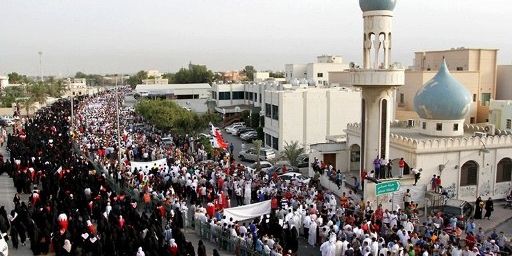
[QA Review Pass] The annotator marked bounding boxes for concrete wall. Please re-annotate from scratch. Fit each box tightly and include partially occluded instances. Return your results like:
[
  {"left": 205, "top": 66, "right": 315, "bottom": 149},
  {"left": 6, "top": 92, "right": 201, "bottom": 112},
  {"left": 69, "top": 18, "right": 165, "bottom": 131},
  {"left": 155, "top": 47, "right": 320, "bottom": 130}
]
[
  {"left": 264, "top": 88, "right": 360, "bottom": 151},
  {"left": 497, "top": 65, "right": 512, "bottom": 100},
  {"left": 490, "top": 100, "right": 512, "bottom": 131}
]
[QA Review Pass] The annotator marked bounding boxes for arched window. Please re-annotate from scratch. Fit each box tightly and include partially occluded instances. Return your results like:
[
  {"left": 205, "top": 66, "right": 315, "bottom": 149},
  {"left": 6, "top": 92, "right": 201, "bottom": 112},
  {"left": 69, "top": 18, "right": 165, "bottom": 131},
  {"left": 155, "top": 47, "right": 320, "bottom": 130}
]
[
  {"left": 496, "top": 158, "right": 512, "bottom": 182},
  {"left": 460, "top": 161, "right": 478, "bottom": 186},
  {"left": 350, "top": 144, "right": 361, "bottom": 163}
]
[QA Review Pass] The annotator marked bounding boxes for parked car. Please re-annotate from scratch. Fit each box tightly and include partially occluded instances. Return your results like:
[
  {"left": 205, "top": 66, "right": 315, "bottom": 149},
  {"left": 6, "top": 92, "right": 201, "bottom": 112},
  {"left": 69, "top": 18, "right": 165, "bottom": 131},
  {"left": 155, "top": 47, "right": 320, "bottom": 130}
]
[
  {"left": 431, "top": 199, "right": 473, "bottom": 228},
  {"left": 225, "top": 124, "right": 244, "bottom": 134},
  {"left": 229, "top": 125, "right": 248, "bottom": 135},
  {"left": 246, "top": 161, "right": 273, "bottom": 175},
  {"left": 296, "top": 154, "right": 309, "bottom": 168},
  {"left": 267, "top": 163, "right": 300, "bottom": 176},
  {"left": 1, "top": 117, "right": 14, "bottom": 126},
  {"left": 238, "top": 147, "right": 276, "bottom": 162},
  {"left": 279, "top": 173, "right": 310, "bottom": 184},
  {"left": 225, "top": 122, "right": 245, "bottom": 132},
  {"left": 235, "top": 127, "right": 255, "bottom": 136},
  {"left": 161, "top": 137, "right": 173, "bottom": 146},
  {"left": 240, "top": 131, "right": 258, "bottom": 141}
]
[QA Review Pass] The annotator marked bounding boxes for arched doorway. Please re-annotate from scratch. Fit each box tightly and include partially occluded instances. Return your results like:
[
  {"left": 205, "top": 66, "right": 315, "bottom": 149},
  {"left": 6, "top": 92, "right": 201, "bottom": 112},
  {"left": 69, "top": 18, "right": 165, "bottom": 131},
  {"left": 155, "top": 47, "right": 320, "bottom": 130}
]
[
  {"left": 349, "top": 144, "right": 361, "bottom": 171},
  {"left": 460, "top": 161, "right": 478, "bottom": 186},
  {"left": 496, "top": 158, "right": 512, "bottom": 183},
  {"left": 390, "top": 158, "right": 410, "bottom": 177}
]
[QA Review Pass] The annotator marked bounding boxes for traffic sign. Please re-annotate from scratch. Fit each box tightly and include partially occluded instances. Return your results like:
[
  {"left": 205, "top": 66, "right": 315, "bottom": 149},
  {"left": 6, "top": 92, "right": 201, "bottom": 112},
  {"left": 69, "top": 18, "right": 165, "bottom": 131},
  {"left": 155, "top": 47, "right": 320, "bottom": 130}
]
[{"left": 376, "top": 180, "right": 400, "bottom": 196}]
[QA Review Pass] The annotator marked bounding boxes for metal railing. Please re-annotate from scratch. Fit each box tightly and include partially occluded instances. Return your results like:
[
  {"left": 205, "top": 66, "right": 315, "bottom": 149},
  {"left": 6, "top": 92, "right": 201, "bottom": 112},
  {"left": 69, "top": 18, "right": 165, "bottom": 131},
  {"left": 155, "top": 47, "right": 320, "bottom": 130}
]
[{"left": 194, "top": 220, "right": 275, "bottom": 256}]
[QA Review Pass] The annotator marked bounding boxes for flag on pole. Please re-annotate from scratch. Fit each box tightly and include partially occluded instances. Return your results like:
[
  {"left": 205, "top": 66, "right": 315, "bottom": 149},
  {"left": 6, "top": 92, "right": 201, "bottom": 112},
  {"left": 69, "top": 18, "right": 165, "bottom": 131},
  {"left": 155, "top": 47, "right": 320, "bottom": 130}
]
[{"left": 210, "top": 123, "right": 228, "bottom": 150}]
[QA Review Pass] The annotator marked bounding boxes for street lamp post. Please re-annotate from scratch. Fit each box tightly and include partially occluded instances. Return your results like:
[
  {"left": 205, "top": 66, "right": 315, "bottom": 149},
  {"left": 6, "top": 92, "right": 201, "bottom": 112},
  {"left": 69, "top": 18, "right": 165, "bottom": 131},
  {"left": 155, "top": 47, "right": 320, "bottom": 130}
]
[
  {"left": 115, "top": 76, "right": 122, "bottom": 174},
  {"left": 38, "top": 51, "right": 43, "bottom": 82}
]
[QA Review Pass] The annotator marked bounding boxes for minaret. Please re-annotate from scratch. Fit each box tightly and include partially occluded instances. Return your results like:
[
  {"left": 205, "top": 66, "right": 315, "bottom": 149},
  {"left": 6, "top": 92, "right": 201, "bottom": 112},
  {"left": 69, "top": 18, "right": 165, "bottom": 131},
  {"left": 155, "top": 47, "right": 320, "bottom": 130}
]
[{"left": 351, "top": 0, "right": 404, "bottom": 200}]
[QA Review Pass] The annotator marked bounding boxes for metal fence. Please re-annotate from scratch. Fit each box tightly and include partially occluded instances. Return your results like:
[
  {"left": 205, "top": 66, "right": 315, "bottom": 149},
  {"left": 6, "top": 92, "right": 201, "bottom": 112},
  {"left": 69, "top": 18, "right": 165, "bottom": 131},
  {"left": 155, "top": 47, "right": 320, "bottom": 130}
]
[{"left": 195, "top": 220, "right": 275, "bottom": 256}]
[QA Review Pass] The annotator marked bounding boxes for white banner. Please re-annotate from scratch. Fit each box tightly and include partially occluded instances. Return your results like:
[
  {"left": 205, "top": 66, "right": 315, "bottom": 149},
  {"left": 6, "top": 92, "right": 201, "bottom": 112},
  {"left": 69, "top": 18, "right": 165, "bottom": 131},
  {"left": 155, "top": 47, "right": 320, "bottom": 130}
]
[
  {"left": 130, "top": 158, "right": 168, "bottom": 173},
  {"left": 223, "top": 200, "right": 271, "bottom": 221}
]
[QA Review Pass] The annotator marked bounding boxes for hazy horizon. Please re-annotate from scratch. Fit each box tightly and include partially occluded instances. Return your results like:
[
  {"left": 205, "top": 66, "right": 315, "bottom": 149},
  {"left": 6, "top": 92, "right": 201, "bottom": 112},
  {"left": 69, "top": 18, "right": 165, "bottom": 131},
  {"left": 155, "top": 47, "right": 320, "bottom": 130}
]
[{"left": 0, "top": 0, "right": 510, "bottom": 76}]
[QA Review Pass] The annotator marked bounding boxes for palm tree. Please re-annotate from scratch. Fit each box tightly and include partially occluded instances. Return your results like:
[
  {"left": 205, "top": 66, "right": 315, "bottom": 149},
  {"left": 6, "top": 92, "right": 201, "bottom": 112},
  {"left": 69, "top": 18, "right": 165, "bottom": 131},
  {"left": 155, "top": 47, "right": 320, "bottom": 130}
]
[{"left": 281, "top": 141, "right": 305, "bottom": 167}]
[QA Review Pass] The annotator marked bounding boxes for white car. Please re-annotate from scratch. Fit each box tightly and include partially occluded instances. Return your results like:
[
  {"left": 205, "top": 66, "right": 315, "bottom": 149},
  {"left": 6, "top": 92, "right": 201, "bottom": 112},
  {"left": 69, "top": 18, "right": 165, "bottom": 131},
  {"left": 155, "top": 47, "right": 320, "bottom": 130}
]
[
  {"left": 246, "top": 161, "right": 273, "bottom": 175},
  {"left": 239, "top": 148, "right": 276, "bottom": 162},
  {"left": 279, "top": 173, "right": 310, "bottom": 184},
  {"left": 225, "top": 123, "right": 245, "bottom": 134}
]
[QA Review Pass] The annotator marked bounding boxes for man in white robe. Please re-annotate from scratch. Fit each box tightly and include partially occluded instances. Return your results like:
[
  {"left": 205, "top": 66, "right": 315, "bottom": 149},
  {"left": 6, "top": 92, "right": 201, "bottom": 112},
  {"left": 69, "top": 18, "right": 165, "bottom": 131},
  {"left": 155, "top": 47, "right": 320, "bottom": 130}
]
[{"left": 308, "top": 221, "right": 317, "bottom": 246}]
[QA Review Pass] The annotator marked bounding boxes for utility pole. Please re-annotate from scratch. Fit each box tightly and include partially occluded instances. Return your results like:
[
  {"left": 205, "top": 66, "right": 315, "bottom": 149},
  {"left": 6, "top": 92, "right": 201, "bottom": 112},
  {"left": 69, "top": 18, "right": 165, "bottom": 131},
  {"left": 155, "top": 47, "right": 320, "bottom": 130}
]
[
  {"left": 38, "top": 51, "right": 43, "bottom": 82},
  {"left": 115, "top": 75, "right": 122, "bottom": 174}
]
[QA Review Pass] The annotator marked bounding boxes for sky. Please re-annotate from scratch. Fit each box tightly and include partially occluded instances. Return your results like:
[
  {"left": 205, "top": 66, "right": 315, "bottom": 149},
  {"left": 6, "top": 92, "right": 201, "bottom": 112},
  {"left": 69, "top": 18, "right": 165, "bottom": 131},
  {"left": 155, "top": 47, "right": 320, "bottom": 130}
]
[{"left": 0, "top": 0, "right": 510, "bottom": 76}]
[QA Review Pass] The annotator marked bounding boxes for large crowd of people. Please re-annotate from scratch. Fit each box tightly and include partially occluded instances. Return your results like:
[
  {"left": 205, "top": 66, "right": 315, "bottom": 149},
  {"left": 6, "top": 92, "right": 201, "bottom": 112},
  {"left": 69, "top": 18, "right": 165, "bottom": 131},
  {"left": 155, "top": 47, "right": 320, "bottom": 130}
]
[{"left": 0, "top": 90, "right": 510, "bottom": 256}]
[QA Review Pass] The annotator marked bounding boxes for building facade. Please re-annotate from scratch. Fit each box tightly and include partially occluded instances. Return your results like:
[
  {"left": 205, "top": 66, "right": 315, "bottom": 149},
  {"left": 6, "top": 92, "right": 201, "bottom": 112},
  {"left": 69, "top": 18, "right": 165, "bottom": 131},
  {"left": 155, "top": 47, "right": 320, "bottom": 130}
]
[
  {"left": 263, "top": 86, "right": 361, "bottom": 151},
  {"left": 497, "top": 65, "right": 512, "bottom": 100},
  {"left": 490, "top": 100, "right": 512, "bottom": 131},
  {"left": 285, "top": 55, "right": 349, "bottom": 86}
]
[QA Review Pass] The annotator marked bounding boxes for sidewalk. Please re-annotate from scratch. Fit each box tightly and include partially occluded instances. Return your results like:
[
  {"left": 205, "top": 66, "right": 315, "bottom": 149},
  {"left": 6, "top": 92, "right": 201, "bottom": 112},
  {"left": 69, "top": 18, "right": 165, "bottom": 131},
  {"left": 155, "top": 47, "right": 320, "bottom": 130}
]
[{"left": 473, "top": 200, "right": 512, "bottom": 232}]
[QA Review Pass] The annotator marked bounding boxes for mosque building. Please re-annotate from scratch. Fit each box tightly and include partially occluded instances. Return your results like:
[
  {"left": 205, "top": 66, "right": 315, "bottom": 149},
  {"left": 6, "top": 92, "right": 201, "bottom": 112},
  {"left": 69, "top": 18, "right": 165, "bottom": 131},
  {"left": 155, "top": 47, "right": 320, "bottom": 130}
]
[{"left": 313, "top": 0, "right": 512, "bottom": 206}]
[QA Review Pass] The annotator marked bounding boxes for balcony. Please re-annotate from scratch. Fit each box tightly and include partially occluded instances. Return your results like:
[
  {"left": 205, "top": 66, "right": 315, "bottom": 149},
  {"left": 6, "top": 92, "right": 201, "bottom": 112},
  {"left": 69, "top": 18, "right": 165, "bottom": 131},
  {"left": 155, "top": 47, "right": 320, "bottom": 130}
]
[{"left": 350, "top": 69, "right": 405, "bottom": 87}]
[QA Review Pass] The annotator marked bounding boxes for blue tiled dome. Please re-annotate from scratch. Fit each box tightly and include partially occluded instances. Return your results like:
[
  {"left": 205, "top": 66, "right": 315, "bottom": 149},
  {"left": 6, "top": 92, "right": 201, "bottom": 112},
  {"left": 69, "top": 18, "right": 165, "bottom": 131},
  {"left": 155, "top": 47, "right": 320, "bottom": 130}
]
[
  {"left": 414, "top": 60, "right": 472, "bottom": 120},
  {"left": 359, "top": 0, "right": 397, "bottom": 12}
]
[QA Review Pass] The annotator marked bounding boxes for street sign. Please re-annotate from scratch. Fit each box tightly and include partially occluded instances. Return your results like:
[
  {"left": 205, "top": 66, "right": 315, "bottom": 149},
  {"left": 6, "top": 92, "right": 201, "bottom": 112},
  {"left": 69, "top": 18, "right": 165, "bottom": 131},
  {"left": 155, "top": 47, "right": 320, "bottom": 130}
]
[{"left": 376, "top": 180, "right": 401, "bottom": 196}]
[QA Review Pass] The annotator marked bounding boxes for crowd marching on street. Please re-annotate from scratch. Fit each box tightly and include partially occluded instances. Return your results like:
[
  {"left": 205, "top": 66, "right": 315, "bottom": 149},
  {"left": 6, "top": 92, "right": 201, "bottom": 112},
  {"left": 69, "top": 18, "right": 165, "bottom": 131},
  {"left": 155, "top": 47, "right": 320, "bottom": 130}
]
[{"left": 0, "top": 90, "right": 510, "bottom": 256}]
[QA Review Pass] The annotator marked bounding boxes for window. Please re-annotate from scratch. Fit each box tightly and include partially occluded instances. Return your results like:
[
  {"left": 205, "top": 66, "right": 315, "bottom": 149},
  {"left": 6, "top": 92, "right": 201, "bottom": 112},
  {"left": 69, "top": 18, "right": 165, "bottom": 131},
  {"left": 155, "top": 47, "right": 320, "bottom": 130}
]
[
  {"left": 399, "top": 93, "right": 405, "bottom": 104},
  {"left": 211, "top": 91, "right": 217, "bottom": 99},
  {"left": 453, "top": 123, "right": 459, "bottom": 131},
  {"left": 473, "top": 94, "right": 477, "bottom": 102},
  {"left": 232, "top": 91, "right": 245, "bottom": 100},
  {"left": 244, "top": 92, "right": 248, "bottom": 100},
  {"left": 272, "top": 136, "right": 279, "bottom": 150},
  {"left": 470, "top": 117, "right": 475, "bottom": 124},
  {"left": 350, "top": 144, "right": 360, "bottom": 162},
  {"left": 436, "top": 123, "right": 442, "bottom": 131},
  {"left": 496, "top": 158, "right": 512, "bottom": 182},
  {"left": 218, "top": 92, "right": 230, "bottom": 100},
  {"left": 456, "top": 67, "right": 463, "bottom": 71},
  {"left": 481, "top": 93, "right": 491, "bottom": 106},
  {"left": 507, "top": 119, "right": 511, "bottom": 129},
  {"left": 460, "top": 161, "right": 478, "bottom": 186},
  {"left": 265, "top": 104, "right": 271, "bottom": 118},
  {"left": 259, "top": 94, "right": 262, "bottom": 103},
  {"left": 271, "top": 105, "right": 279, "bottom": 120},
  {"left": 422, "top": 122, "right": 426, "bottom": 130},
  {"left": 265, "top": 134, "right": 272, "bottom": 147},
  {"left": 317, "top": 73, "right": 323, "bottom": 78}
]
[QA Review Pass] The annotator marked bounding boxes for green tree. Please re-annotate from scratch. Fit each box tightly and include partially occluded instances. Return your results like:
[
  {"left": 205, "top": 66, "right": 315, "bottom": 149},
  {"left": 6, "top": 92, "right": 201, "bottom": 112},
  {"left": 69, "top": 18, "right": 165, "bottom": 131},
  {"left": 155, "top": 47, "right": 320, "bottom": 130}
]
[
  {"left": 127, "top": 71, "right": 148, "bottom": 88},
  {"left": 269, "top": 71, "right": 285, "bottom": 78},
  {"left": 174, "top": 65, "right": 214, "bottom": 84},
  {"left": 162, "top": 73, "right": 175, "bottom": 83},
  {"left": 281, "top": 141, "right": 305, "bottom": 167},
  {"left": 8, "top": 72, "right": 30, "bottom": 84},
  {"left": 242, "top": 65, "right": 256, "bottom": 81}
]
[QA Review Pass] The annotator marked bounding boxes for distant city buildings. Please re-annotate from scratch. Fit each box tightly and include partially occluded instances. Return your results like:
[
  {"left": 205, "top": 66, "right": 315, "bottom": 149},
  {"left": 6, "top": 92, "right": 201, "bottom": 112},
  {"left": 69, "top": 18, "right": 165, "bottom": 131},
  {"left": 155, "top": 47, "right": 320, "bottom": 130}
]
[{"left": 285, "top": 55, "right": 349, "bottom": 86}]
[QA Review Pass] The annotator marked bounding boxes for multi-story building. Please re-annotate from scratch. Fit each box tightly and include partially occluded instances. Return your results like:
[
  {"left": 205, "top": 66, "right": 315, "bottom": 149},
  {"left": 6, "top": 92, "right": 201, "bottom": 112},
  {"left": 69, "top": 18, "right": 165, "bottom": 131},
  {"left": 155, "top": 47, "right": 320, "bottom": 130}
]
[
  {"left": 396, "top": 48, "right": 498, "bottom": 124},
  {"left": 285, "top": 55, "right": 349, "bottom": 86},
  {"left": 210, "top": 82, "right": 273, "bottom": 114},
  {"left": 263, "top": 85, "right": 361, "bottom": 151},
  {"left": 497, "top": 65, "right": 512, "bottom": 100}
]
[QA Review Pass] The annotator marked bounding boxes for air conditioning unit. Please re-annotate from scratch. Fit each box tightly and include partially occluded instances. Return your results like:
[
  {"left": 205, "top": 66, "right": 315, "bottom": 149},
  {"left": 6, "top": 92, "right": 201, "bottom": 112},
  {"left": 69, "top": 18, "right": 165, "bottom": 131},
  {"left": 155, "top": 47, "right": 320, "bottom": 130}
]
[
  {"left": 407, "top": 119, "right": 415, "bottom": 127},
  {"left": 484, "top": 124, "right": 496, "bottom": 136},
  {"left": 474, "top": 132, "right": 487, "bottom": 138}
]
